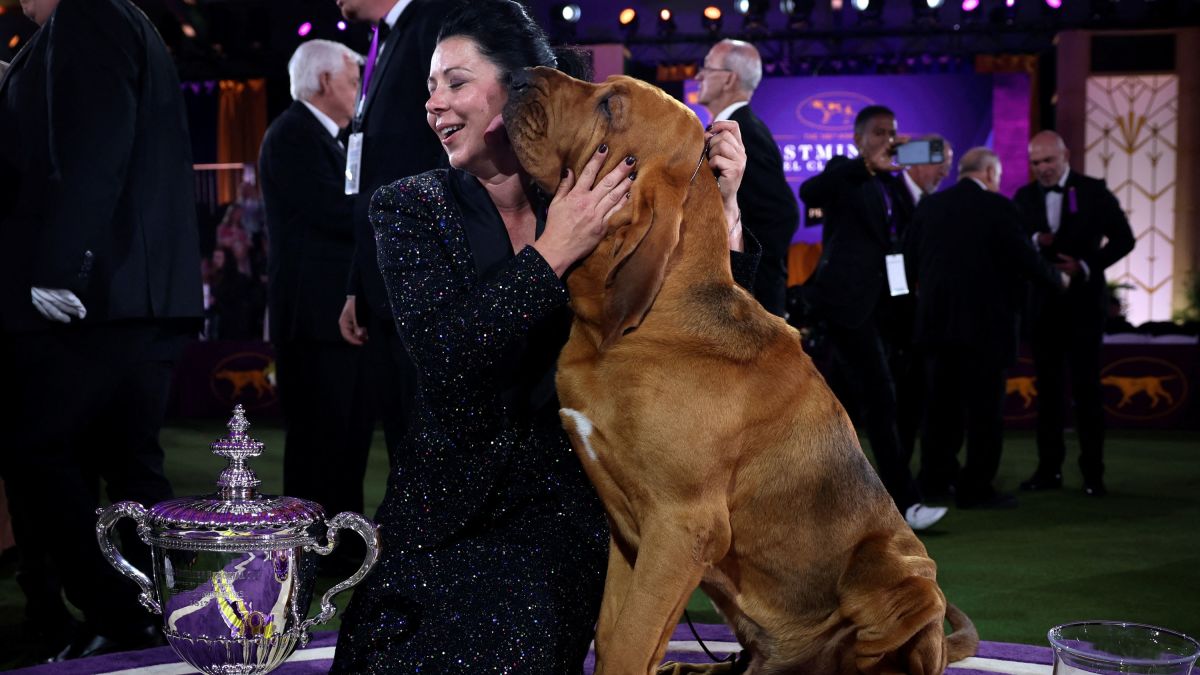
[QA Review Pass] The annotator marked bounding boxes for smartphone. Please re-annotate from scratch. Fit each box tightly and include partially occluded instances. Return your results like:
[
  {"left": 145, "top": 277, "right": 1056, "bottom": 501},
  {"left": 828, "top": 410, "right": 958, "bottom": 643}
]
[{"left": 895, "top": 139, "right": 946, "bottom": 165}]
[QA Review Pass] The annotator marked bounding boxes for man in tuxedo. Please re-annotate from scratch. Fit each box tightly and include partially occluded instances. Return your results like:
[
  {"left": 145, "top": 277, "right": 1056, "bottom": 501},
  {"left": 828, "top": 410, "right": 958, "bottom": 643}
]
[
  {"left": 904, "top": 148, "right": 1063, "bottom": 509},
  {"left": 799, "top": 106, "right": 947, "bottom": 531},
  {"left": 696, "top": 39, "right": 799, "bottom": 317},
  {"left": 1014, "top": 130, "right": 1134, "bottom": 497},
  {"left": 260, "top": 40, "right": 374, "bottom": 565},
  {"left": 0, "top": 0, "right": 201, "bottom": 658},
  {"left": 334, "top": 0, "right": 458, "bottom": 461},
  {"left": 887, "top": 135, "right": 953, "bottom": 479}
]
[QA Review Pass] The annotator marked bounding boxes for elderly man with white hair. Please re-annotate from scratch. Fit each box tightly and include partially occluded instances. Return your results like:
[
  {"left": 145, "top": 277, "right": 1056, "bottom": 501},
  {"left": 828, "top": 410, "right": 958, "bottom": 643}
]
[
  {"left": 696, "top": 39, "right": 800, "bottom": 318},
  {"left": 903, "top": 147, "right": 1064, "bottom": 511},
  {"left": 258, "top": 39, "right": 374, "bottom": 574}
]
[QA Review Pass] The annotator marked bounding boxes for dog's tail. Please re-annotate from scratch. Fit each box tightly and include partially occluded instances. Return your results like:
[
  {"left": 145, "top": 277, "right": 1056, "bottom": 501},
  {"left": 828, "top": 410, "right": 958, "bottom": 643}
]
[{"left": 944, "top": 603, "right": 980, "bottom": 664}]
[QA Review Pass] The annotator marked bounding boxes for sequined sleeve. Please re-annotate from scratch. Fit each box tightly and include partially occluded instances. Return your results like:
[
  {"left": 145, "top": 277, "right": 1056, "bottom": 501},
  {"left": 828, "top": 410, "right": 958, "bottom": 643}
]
[{"left": 370, "top": 172, "right": 569, "bottom": 430}]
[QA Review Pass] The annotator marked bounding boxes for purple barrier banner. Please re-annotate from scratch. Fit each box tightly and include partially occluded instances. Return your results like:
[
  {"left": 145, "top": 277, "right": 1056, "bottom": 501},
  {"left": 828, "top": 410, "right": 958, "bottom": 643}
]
[
  {"left": 684, "top": 73, "right": 999, "bottom": 244},
  {"left": 169, "top": 340, "right": 280, "bottom": 419},
  {"left": 1003, "top": 342, "right": 1199, "bottom": 430}
]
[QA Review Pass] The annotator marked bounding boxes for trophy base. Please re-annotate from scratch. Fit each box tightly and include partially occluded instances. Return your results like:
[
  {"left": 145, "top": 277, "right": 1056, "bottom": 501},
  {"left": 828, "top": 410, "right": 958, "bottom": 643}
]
[{"left": 164, "top": 628, "right": 302, "bottom": 675}]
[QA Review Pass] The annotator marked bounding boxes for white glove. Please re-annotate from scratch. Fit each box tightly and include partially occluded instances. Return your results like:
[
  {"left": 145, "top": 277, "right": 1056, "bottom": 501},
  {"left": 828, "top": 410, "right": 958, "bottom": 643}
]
[{"left": 31, "top": 287, "right": 87, "bottom": 323}]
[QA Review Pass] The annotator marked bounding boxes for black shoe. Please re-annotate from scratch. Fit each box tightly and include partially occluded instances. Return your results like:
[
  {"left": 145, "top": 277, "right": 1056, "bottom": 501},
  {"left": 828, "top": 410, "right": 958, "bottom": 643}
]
[
  {"left": 52, "top": 624, "right": 164, "bottom": 661},
  {"left": 1019, "top": 472, "right": 1063, "bottom": 491},
  {"left": 957, "top": 491, "right": 1019, "bottom": 509},
  {"left": 1083, "top": 479, "right": 1108, "bottom": 497}
]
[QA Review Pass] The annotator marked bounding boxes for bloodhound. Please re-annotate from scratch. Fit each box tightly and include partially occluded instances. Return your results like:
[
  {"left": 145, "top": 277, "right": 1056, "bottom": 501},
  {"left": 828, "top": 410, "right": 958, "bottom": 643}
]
[{"left": 503, "top": 67, "right": 978, "bottom": 675}]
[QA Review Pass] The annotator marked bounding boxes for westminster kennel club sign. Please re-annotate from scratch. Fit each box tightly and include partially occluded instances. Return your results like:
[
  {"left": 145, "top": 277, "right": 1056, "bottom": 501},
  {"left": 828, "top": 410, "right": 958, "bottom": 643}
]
[{"left": 685, "top": 73, "right": 998, "bottom": 244}]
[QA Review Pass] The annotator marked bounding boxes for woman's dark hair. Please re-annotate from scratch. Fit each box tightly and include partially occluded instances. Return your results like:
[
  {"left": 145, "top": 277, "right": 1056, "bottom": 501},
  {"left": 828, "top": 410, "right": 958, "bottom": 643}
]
[{"left": 438, "top": 0, "right": 592, "bottom": 82}]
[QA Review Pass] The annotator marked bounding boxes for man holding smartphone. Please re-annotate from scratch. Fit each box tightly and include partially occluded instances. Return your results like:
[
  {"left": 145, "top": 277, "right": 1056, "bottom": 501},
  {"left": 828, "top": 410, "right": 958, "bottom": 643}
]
[{"left": 799, "top": 106, "right": 947, "bottom": 531}]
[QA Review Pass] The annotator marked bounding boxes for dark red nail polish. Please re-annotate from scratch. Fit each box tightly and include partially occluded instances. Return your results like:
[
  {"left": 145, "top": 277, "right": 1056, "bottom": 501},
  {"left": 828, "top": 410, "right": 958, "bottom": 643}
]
[
  {"left": 598, "top": 144, "right": 608, "bottom": 154},
  {"left": 561, "top": 167, "right": 569, "bottom": 178},
  {"left": 629, "top": 170, "right": 637, "bottom": 181},
  {"left": 624, "top": 155, "right": 635, "bottom": 166}
]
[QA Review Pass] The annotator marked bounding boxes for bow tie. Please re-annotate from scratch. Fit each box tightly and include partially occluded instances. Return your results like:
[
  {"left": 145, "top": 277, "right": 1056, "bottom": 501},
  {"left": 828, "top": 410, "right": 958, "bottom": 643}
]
[{"left": 1043, "top": 184, "right": 1065, "bottom": 194}]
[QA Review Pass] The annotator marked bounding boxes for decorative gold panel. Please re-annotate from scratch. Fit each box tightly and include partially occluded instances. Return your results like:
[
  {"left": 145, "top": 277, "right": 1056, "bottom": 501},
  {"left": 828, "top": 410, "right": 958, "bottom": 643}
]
[{"left": 1084, "top": 75, "right": 1178, "bottom": 326}]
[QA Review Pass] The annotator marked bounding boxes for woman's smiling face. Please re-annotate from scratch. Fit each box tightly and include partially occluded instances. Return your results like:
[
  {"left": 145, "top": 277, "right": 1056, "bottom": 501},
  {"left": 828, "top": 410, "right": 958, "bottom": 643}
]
[{"left": 425, "top": 36, "right": 511, "bottom": 175}]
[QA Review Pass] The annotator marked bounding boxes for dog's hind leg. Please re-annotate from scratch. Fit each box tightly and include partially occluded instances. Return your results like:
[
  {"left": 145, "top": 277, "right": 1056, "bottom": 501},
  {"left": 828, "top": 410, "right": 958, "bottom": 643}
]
[{"left": 595, "top": 511, "right": 732, "bottom": 675}]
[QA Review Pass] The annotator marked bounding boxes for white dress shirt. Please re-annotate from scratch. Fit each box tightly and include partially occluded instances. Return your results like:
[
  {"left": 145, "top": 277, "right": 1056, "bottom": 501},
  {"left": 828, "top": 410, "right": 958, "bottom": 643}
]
[
  {"left": 713, "top": 100, "right": 749, "bottom": 122},
  {"left": 903, "top": 170, "right": 924, "bottom": 205},
  {"left": 1045, "top": 168, "right": 1070, "bottom": 234},
  {"left": 301, "top": 100, "right": 341, "bottom": 142}
]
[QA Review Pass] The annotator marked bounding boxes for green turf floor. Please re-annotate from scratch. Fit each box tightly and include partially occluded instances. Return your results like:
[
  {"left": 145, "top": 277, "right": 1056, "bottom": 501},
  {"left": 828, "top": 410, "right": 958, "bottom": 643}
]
[{"left": 1, "top": 422, "right": 1197, "bottom": 670}]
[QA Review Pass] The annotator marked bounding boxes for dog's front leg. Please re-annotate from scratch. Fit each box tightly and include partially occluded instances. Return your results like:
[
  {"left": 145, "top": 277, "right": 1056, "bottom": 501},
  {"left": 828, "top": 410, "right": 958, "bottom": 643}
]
[
  {"left": 594, "top": 534, "right": 636, "bottom": 671},
  {"left": 595, "top": 512, "right": 731, "bottom": 675}
]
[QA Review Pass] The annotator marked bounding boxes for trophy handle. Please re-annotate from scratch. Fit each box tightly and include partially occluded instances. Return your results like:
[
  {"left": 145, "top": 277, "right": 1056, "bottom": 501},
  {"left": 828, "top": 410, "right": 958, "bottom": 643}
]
[
  {"left": 301, "top": 511, "right": 381, "bottom": 634},
  {"left": 96, "top": 501, "right": 162, "bottom": 614}
]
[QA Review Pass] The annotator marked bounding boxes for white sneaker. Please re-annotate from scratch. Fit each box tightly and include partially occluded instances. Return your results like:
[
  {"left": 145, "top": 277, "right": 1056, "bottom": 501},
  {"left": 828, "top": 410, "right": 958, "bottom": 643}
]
[{"left": 905, "top": 503, "right": 948, "bottom": 531}]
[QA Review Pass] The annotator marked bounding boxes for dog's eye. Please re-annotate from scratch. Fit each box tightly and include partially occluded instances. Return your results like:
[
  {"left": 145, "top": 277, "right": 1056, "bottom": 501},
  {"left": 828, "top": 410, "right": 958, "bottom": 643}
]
[{"left": 599, "top": 97, "right": 613, "bottom": 117}]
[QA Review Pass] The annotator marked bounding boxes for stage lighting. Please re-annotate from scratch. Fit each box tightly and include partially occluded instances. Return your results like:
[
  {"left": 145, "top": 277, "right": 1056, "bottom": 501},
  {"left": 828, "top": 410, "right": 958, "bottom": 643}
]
[
  {"left": 618, "top": 7, "right": 639, "bottom": 35},
  {"left": 336, "top": 20, "right": 347, "bottom": 31},
  {"left": 554, "top": 4, "right": 583, "bottom": 23},
  {"left": 781, "top": 0, "right": 816, "bottom": 27},
  {"left": 961, "top": 0, "right": 981, "bottom": 13},
  {"left": 181, "top": 23, "right": 197, "bottom": 38},
  {"left": 657, "top": 7, "right": 677, "bottom": 36},
  {"left": 550, "top": 3, "right": 582, "bottom": 38},
  {"left": 702, "top": 5, "right": 724, "bottom": 33},
  {"left": 1043, "top": 0, "right": 1062, "bottom": 9},
  {"left": 8, "top": 34, "right": 20, "bottom": 49},
  {"left": 912, "top": 0, "right": 944, "bottom": 24},
  {"left": 853, "top": 0, "right": 885, "bottom": 22},
  {"left": 737, "top": 0, "right": 770, "bottom": 29},
  {"left": 297, "top": 21, "right": 313, "bottom": 37}
]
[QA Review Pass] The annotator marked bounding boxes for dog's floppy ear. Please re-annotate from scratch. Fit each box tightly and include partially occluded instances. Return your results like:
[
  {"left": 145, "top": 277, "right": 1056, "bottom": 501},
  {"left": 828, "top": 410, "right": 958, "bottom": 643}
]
[{"left": 599, "top": 174, "right": 686, "bottom": 350}]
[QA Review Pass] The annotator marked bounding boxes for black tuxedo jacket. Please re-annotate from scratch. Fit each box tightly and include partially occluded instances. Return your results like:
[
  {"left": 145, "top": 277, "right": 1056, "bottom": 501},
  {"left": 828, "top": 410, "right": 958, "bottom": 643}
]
[
  {"left": 260, "top": 101, "right": 356, "bottom": 344},
  {"left": 1012, "top": 171, "right": 1134, "bottom": 317},
  {"left": 799, "top": 155, "right": 898, "bottom": 328},
  {"left": 728, "top": 105, "right": 800, "bottom": 317},
  {"left": 347, "top": 0, "right": 456, "bottom": 318},
  {"left": 904, "top": 179, "right": 1061, "bottom": 366},
  {"left": 0, "top": 0, "right": 202, "bottom": 331}
]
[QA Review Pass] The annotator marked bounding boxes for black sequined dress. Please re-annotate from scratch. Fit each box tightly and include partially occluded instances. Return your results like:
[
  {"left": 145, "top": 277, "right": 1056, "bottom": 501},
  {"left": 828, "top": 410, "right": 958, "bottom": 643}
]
[{"left": 331, "top": 168, "right": 609, "bottom": 673}]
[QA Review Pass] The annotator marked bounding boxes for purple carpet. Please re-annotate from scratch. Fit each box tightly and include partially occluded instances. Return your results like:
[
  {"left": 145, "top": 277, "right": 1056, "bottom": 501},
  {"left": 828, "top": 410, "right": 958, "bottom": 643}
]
[{"left": 8, "top": 624, "right": 1055, "bottom": 674}]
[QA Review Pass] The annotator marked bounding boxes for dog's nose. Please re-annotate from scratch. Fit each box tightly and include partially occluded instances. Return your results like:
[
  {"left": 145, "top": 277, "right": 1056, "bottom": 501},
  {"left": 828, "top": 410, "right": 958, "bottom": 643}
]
[{"left": 510, "top": 68, "right": 535, "bottom": 93}]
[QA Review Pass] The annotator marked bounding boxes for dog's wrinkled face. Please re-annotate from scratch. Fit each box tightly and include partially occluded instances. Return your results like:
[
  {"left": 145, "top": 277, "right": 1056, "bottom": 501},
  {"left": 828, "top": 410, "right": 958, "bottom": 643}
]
[{"left": 503, "top": 68, "right": 711, "bottom": 348}]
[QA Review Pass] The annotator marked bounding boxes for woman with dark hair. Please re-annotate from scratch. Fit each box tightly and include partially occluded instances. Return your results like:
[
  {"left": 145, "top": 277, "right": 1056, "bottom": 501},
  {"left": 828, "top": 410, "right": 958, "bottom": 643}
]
[{"left": 331, "top": 1, "right": 752, "bottom": 671}]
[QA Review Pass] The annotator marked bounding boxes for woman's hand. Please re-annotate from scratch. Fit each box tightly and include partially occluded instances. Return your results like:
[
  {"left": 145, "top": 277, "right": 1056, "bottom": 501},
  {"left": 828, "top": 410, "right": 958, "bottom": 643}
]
[
  {"left": 534, "top": 144, "right": 636, "bottom": 277},
  {"left": 706, "top": 120, "right": 746, "bottom": 252}
]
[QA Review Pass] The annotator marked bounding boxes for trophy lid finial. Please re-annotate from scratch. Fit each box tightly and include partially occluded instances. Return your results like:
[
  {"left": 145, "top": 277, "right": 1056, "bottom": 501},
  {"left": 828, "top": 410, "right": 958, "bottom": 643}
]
[{"left": 212, "top": 404, "right": 265, "bottom": 499}]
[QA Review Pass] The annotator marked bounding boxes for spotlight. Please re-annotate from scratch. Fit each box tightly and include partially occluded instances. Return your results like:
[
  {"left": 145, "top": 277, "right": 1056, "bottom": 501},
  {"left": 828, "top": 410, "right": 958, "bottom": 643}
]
[
  {"left": 550, "top": 3, "right": 582, "bottom": 38},
  {"left": 853, "top": 0, "right": 885, "bottom": 22},
  {"left": 337, "top": 20, "right": 347, "bottom": 31},
  {"left": 702, "top": 5, "right": 724, "bottom": 33},
  {"left": 618, "top": 7, "right": 639, "bottom": 35},
  {"left": 1043, "top": 0, "right": 1062, "bottom": 9},
  {"left": 657, "top": 8, "right": 677, "bottom": 36},
  {"left": 912, "top": 0, "right": 943, "bottom": 24},
  {"left": 739, "top": 0, "right": 771, "bottom": 29},
  {"left": 554, "top": 3, "right": 582, "bottom": 23},
  {"left": 781, "top": 0, "right": 816, "bottom": 27},
  {"left": 8, "top": 34, "right": 20, "bottom": 49},
  {"left": 297, "top": 21, "right": 313, "bottom": 37},
  {"left": 181, "top": 23, "right": 197, "bottom": 38},
  {"left": 961, "top": 0, "right": 981, "bottom": 13}
]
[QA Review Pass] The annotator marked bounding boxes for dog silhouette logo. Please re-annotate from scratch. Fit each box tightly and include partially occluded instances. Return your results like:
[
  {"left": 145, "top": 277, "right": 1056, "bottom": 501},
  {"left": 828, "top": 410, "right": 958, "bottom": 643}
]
[
  {"left": 1002, "top": 358, "right": 1038, "bottom": 421},
  {"left": 211, "top": 352, "right": 277, "bottom": 410},
  {"left": 1100, "top": 357, "right": 1187, "bottom": 420},
  {"left": 794, "top": 91, "right": 875, "bottom": 131},
  {"left": 1006, "top": 376, "right": 1038, "bottom": 409}
]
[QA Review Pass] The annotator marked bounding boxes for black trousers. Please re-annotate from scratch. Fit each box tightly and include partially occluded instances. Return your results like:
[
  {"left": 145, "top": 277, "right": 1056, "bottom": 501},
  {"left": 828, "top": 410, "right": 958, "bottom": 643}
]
[
  {"left": 827, "top": 316, "right": 921, "bottom": 512},
  {"left": 276, "top": 339, "right": 375, "bottom": 518},
  {"left": 921, "top": 345, "right": 1007, "bottom": 500},
  {"left": 1031, "top": 301, "right": 1107, "bottom": 481},
  {"left": 0, "top": 321, "right": 186, "bottom": 638}
]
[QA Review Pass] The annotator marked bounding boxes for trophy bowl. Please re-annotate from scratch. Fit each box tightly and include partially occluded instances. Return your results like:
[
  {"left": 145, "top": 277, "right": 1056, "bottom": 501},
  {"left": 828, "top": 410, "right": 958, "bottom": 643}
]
[{"left": 96, "top": 405, "right": 380, "bottom": 675}]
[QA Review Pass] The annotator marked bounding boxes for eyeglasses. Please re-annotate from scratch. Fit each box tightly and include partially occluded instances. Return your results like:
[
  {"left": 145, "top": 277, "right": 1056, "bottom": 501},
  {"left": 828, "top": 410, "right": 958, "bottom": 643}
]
[{"left": 697, "top": 65, "right": 732, "bottom": 76}]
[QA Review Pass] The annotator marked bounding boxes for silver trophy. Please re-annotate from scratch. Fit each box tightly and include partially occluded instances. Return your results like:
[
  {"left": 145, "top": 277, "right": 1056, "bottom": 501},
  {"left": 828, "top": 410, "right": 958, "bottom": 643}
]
[{"left": 97, "top": 405, "right": 380, "bottom": 675}]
